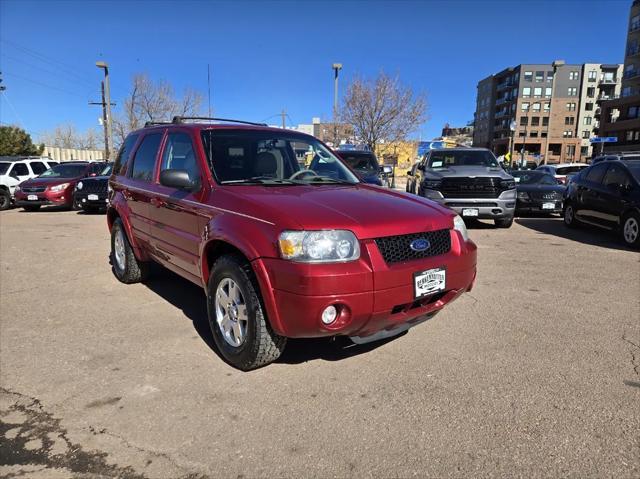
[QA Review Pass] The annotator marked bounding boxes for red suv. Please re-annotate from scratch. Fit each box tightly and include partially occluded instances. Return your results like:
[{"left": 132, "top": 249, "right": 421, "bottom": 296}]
[
  {"left": 15, "top": 161, "right": 107, "bottom": 211},
  {"left": 108, "top": 118, "right": 477, "bottom": 370}
]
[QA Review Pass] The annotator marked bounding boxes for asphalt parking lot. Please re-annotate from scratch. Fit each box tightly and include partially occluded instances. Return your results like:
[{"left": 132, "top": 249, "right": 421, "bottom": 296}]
[{"left": 1, "top": 207, "right": 639, "bottom": 478}]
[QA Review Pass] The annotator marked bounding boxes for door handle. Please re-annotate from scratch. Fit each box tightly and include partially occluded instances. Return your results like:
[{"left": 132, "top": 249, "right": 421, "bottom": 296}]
[{"left": 150, "top": 197, "right": 166, "bottom": 208}]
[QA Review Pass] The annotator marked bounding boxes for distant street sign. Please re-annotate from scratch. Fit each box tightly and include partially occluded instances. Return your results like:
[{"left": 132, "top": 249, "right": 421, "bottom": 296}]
[{"left": 590, "top": 136, "right": 618, "bottom": 143}]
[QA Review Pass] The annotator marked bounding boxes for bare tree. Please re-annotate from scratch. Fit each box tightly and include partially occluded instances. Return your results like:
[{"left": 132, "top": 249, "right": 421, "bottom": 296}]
[
  {"left": 340, "top": 72, "right": 427, "bottom": 151},
  {"left": 113, "top": 74, "right": 203, "bottom": 145},
  {"left": 39, "top": 124, "right": 102, "bottom": 149}
]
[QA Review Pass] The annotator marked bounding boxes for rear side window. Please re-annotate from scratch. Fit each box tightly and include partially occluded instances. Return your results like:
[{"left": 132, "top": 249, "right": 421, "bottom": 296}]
[
  {"left": 603, "top": 165, "right": 632, "bottom": 189},
  {"left": 585, "top": 163, "right": 608, "bottom": 183},
  {"left": 130, "top": 133, "right": 162, "bottom": 181},
  {"left": 115, "top": 134, "right": 140, "bottom": 176},
  {"left": 11, "top": 163, "right": 29, "bottom": 176},
  {"left": 556, "top": 166, "right": 586, "bottom": 175},
  {"left": 30, "top": 162, "right": 47, "bottom": 175}
]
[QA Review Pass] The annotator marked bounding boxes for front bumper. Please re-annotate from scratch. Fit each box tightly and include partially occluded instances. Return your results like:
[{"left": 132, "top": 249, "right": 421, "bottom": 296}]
[
  {"left": 516, "top": 199, "right": 563, "bottom": 214},
  {"left": 432, "top": 197, "right": 515, "bottom": 219},
  {"left": 74, "top": 191, "right": 109, "bottom": 208},
  {"left": 252, "top": 230, "right": 477, "bottom": 339},
  {"left": 15, "top": 189, "right": 72, "bottom": 207}
]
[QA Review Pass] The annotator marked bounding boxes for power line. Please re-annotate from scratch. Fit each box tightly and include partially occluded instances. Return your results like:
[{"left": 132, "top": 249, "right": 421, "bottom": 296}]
[
  {"left": 1, "top": 53, "right": 95, "bottom": 92},
  {"left": 3, "top": 72, "right": 89, "bottom": 100}
]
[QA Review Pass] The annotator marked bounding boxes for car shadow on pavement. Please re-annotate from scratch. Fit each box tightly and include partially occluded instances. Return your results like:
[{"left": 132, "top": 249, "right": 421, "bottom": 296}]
[
  {"left": 142, "top": 265, "right": 397, "bottom": 367},
  {"left": 516, "top": 217, "right": 633, "bottom": 251}
]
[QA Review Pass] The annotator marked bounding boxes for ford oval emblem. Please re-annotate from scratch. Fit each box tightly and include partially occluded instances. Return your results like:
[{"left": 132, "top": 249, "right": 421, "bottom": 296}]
[{"left": 410, "top": 238, "right": 430, "bottom": 252}]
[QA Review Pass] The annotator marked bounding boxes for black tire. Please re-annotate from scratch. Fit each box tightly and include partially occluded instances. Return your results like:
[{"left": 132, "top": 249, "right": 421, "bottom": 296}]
[
  {"left": 495, "top": 217, "right": 514, "bottom": 228},
  {"left": 110, "top": 218, "right": 149, "bottom": 284},
  {"left": 563, "top": 202, "right": 578, "bottom": 228},
  {"left": 621, "top": 211, "right": 640, "bottom": 249},
  {"left": 72, "top": 198, "right": 82, "bottom": 211},
  {"left": 0, "top": 189, "right": 11, "bottom": 211},
  {"left": 23, "top": 205, "right": 41, "bottom": 212},
  {"left": 207, "top": 254, "right": 286, "bottom": 371}
]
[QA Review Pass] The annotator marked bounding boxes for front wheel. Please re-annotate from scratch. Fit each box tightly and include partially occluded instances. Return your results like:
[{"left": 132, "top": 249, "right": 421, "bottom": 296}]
[
  {"left": 495, "top": 217, "right": 514, "bottom": 228},
  {"left": 621, "top": 211, "right": 640, "bottom": 248},
  {"left": 0, "top": 190, "right": 11, "bottom": 211},
  {"left": 563, "top": 203, "right": 578, "bottom": 228},
  {"left": 110, "top": 218, "right": 149, "bottom": 283},
  {"left": 207, "top": 254, "right": 286, "bottom": 371}
]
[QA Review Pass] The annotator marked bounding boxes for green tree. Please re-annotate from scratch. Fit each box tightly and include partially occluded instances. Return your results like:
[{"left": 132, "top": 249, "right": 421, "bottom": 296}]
[{"left": 0, "top": 126, "right": 44, "bottom": 156}]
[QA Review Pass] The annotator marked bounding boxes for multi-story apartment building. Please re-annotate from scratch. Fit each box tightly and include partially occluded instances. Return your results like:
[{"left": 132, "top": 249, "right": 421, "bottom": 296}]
[
  {"left": 474, "top": 62, "right": 584, "bottom": 164},
  {"left": 576, "top": 64, "right": 623, "bottom": 157},
  {"left": 599, "top": 0, "right": 640, "bottom": 153}
]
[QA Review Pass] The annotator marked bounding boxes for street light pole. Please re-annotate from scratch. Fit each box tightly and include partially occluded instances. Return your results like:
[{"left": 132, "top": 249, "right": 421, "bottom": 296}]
[
  {"left": 96, "top": 61, "right": 113, "bottom": 160},
  {"left": 332, "top": 63, "right": 342, "bottom": 146}
]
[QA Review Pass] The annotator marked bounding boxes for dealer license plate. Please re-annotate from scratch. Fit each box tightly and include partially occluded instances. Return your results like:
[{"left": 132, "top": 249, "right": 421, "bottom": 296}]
[
  {"left": 542, "top": 202, "right": 555, "bottom": 210},
  {"left": 88, "top": 194, "right": 99, "bottom": 201},
  {"left": 462, "top": 208, "right": 479, "bottom": 217},
  {"left": 27, "top": 195, "right": 38, "bottom": 201},
  {"left": 414, "top": 267, "right": 446, "bottom": 299}
]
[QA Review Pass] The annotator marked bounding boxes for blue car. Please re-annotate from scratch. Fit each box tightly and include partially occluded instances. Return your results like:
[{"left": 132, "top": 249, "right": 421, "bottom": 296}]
[{"left": 336, "top": 150, "right": 391, "bottom": 186}]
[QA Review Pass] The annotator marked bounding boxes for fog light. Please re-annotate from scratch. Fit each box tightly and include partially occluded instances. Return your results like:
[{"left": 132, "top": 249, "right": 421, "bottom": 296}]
[{"left": 321, "top": 305, "right": 338, "bottom": 325}]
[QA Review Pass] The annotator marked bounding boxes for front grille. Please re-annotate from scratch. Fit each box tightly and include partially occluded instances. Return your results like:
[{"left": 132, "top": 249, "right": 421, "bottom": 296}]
[
  {"left": 374, "top": 229, "right": 451, "bottom": 264},
  {"left": 445, "top": 201, "right": 498, "bottom": 207},
  {"left": 531, "top": 191, "right": 562, "bottom": 201},
  {"left": 440, "top": 177, "right": 502, "bottom": 198},
  {"left": 21, "top": 186, "right": 46, "bottom": 193},
  {"left": 81, "top": 180, "right": 107, "bottom": 194}
]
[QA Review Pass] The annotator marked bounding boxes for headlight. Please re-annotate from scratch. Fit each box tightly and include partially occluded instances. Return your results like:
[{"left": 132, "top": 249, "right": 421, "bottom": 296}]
[
  {"left": 501, "top": 179, "right": 516, "bottom": 190},
  {"left": 453, "top": 215, "right": 470, "bottom": 242},
  {"left": 278, "top": 230, "right": 360, "bottom": 263},
  {"left": 76, "top": 181, "right": 83, "bottom": 190},
  {"left": 14, "top": 185, "right": 21, "bottom": 192},
  {"left": 517, "top": 191, "right": 530, "bottom": 200},
  {"left": 423, "top": 179, "right": 442, "bottom": 189},
  {"left": 49, "top": 183, "right": 69, "bottom": 192},
  {"left": 422, "top": 189, "right": 444, "bottom": 200}
]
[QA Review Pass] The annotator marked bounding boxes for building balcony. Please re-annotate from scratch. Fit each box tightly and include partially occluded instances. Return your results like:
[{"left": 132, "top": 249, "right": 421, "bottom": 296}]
[
  {"left": 599, "top": 93, "right": 620, "bottom": 101},
  {"left": 496, "top": 80, "right": 515, "bottom": 91},
  {"left": 599, "top": 78, "right": 618, "bottom": 85}
]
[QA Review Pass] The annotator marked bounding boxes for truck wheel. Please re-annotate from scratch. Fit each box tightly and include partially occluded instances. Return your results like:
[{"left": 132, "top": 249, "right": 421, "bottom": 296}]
[
  {"left": 110, "top": 218, "right": 149, "bottom": 283},
  {"left": 495, "top": 217, "right": 513, "bottom": 228},
  {"left": 0, "top": 190, "right": 10, "bottom": 211},
  {"left": 207, "top": 254, "right": 286, "bottom": 371},
  {"left": 621, "top": 211, "right": 640, "bottom": 249},
  {"left": 23, "top": 205, "right": 41, "bottom": 212}
]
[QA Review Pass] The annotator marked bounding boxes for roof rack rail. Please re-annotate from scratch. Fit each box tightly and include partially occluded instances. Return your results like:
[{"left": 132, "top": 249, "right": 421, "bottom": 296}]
[
  {"left": 144, "top": 121, "right": 172, "bottom": 127},
  {"left": 172, "top": 116, "right": 268, "bottom": 126}
]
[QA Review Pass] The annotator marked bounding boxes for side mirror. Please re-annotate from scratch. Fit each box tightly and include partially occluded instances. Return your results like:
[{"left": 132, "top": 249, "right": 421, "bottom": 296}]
[{"left": 160, "top": 169, "right": 199, "bottom": 191}]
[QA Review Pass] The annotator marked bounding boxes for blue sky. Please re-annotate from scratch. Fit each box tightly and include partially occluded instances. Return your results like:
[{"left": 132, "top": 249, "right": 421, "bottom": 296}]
[{"left": 0, "top": 0, "right": 631, "bottom": 143}]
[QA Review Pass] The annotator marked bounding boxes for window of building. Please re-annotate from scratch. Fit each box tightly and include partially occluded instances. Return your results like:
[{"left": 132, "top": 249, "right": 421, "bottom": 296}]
[
  {"left": 130, "top": 133, "right": 163, "bottom": 182},
  {"left": 627, "top": 130, "right": 640, "bottom": 141},
  {"left": 569, "top": 71, "right": 579, "bottom": 80},
  {"left": 603, "top": 71, "right": 615, "bottom": 83},
  {"left": 521, "top": 102, "right": 530, "bottom": 111},
  {"left": 629, "top": 106, "right": 639, "bottom": 118},
  {"left": 535, "top": 71, "right": 544, "bottom": 82},
  {"left": 563, "top": 131, "right": 574, "bottom": 138},
  {"left": 586, "top": 87, "right": 595, "bottom": 98},
  {"left": 623, "top": 86, "right": 632, "bottom": 97},
  {"left": 531, "top": 117, "right": 540, "bottom": 126},
  {"left": 520, "top": 116, "right": 528, "bottom": 126},
  {"left": 544, "top": 103, "right": 550, "bottom": 112},
  {"left": 530, "top": 131, "right": 539, "bottom": 137},
  {"left": 534, "top": 87, "right": 542, "bottom": 98},
  {"left": 545, "top": 87, "right": 552, "bottom": 97},
  {"left": 524, "top": 71, "right": 533, "bottom": 81},
  {"left": 518, "top": 132, "right": 526, "bottom": 137},
  {"left": 546, "top": 71, "right": 553, "bottom": 82},
  {"left": 533, "top": 102, "right": 541, "bottom": 112},
  {"left": 581, "top": 146, "right": 589, "bottom": 156},
  {"left": 582, "top": 130, "right": 590, "bottom": 139},
  {"left": 566, "top": 145, "right": 576, "bottom": 157},
  {"left": 583, "top": 116, "right": 592, "bottom": 125},
  {"left": 523, "top": 87, "right": 531, "bottom": 98},
  {"left": 541, "top": 132, "right": 548, "bottom": 138},
  {"left": 542, "top": 117, "right": 549, "bottom": 126},
  {"left": 566, "top": 102, "right": 576, "bottom": 111},
  {"left": 631, "top": 14, "right": 640, "bottom": 31},
  {"left": 585, "top": 102, "right": 594, "bottom": 111},
  {"left": 588, "top": 70, "right": 597, "bottom": 82},
  {"left": 568, "top": 87, "right": 577, "bottom": 96},
  {"left": 565, "top": 117, "right": 575, "bottom": 125}
]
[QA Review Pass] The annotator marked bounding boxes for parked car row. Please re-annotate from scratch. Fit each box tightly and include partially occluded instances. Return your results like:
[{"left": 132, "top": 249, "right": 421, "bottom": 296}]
[{"left": 0, "top": 157, "right": 60, "bottom": 210}]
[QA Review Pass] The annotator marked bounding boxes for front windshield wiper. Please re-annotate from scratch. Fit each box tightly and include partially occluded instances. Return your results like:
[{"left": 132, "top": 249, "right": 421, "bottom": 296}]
[
  {"left": 300, "top": 176, "right": 358, "bottom": 185},
  {"left": 220, "top": 176, "right": 298, "bottom": 185}
]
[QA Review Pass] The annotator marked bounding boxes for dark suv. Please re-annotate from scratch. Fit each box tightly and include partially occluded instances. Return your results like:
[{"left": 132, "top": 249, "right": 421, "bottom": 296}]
[
  {"left": 108, "top": 117, "right": 477, "bottom": 370},
  {"left": 334, "top": 149, "right": 391, "bottom": 186},
  {"left": 563, "top": 160, "right": 640, "bottom": 248}
]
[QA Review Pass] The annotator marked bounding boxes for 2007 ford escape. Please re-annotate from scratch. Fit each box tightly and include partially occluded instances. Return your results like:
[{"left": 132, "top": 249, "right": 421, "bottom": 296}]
[{"left": 107, "top": 117, "right": 477, "bottom": 370}]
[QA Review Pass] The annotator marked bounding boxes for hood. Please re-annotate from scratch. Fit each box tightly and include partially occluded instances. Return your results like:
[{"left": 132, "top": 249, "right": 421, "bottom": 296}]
[
  {"left": 220, "top": 184, "right": 454, "bottom": 239},
  {"left": 516, "top": 184, "right": 565, "bottom": 194},
  {"left": 20, "top": 176, "right": 81, "bottom": 187},
  {"left": 425, "top": 165, "right": 512, "bottom": 180},
  {"left": 80, "top": 175, "right": 109, "bottom": 183}
]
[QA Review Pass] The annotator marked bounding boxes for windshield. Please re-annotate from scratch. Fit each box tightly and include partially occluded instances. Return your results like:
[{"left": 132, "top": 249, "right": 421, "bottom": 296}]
[
  {"left": 339, "top": 152, "right": 379, "bottom": 172},
  {"left": 512, "top": 171, "right": 556, "bottom": 185},
  {"left": 0, "top": 163, "right": 10, "bottom": 175},
  {"left": 626, "top": 163, "right": 640, "bottom": 182},
  {"left": 201, "top": 130, "right": 359, "bottom": 185},
  {"left": 100, "top": 164, "right": 113, "bottom": 176},
  {"left": 39, "top": 163, "right": 88, "bottom": 178},
  {"left": 556, "top": 165, "right": 587, "bottom": 175},
  {"left": 428, "top": 150, "right": 498, "bottom": 168}
]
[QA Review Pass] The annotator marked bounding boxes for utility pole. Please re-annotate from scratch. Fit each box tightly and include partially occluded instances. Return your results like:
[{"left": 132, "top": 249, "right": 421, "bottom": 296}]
[
  {"left": 89, "top": 81, "right": 111, "bottom": 159},
  {"left": 96, "top": 62, "right": 113, "bottom": 159},
  {"left": 332, "top": 63, "right": 342, "bottom": 146},
  {"left": 280, "top": 109, "right": 286, "bottom": 129}
]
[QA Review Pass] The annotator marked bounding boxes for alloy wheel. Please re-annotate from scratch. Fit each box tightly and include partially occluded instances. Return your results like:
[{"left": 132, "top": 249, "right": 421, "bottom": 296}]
[
  {"left": 113, "top": 228, "right": 126, "bottom": 271},
  {"left": 215, "top": 278, "right": 248, "bottom": 347},
  {"left": 564, "top": 205, "right": 574, "bottom": 225},
  {"left": 623, "top": 217, "right": 639, "bottom": 245}
]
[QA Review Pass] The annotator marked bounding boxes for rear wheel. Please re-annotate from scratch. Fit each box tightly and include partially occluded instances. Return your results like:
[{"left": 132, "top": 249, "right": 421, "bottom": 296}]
[
  {"left": 495, "top": 217, "right": 513, "bottom": 228},
  {"left": 563, "top": 202, "right": 578, "bottom": 228},
  {"left": 621, "top": 211, "right": 640, "bottom": 248},
  {"left": 23, "top": 205, "right": 40, "bottom": 212},
  {"left": 110, "top": 218, "right": 149, "bottom": 283},
  {"left": 0, "top": 190, "right": 11, "bottom": 211},
  {"left": 207, "top": 254, "right": 286, "bottom": 371}
]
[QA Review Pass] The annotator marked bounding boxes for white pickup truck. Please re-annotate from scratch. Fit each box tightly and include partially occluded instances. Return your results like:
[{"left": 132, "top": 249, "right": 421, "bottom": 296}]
[{"left": 0, "top": 158, "right": 59, "bottom": 210}]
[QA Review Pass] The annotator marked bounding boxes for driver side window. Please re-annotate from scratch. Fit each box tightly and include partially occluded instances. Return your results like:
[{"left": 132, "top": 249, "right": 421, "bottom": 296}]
[{"left": 160, "top": 132, "right": 201, "bottom": 183}]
